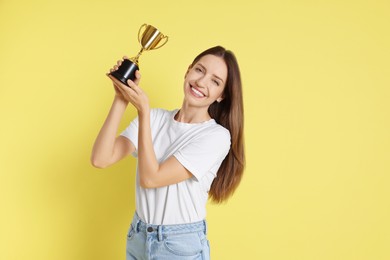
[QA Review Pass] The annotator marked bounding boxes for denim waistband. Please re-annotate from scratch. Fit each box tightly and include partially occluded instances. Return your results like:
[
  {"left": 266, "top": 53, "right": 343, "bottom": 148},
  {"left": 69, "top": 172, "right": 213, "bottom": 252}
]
[{"left": 131, "top": 212, "right": 207, "bottom": 237}]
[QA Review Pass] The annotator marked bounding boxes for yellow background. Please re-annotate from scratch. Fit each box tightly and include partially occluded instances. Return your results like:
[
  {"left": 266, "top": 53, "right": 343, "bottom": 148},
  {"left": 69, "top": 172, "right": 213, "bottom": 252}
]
[{"left": 1, "top": 0, "right": 389, "bottom": 259}]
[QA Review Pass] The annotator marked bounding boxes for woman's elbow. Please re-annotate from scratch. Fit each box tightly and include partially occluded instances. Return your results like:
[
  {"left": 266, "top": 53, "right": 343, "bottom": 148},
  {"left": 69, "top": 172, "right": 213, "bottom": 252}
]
[
  {"left": 90, "top": 156, "right": 109, "bottom": 169},
  {"left": 139, "top": 177, "right": 157, "bottom": 189}
]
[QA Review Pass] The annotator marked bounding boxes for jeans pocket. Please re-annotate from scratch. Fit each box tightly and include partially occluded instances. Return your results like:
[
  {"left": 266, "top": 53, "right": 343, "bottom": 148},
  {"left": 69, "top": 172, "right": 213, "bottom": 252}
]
[{"left": 163, "top": 232, "right": 203, "bottom": 256}]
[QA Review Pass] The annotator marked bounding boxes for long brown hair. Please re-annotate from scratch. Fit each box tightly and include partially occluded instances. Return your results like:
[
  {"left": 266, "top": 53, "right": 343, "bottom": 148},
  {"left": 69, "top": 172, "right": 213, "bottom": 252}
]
[{"left": 191, "top": 46, "right": 245, "bottom": 203}]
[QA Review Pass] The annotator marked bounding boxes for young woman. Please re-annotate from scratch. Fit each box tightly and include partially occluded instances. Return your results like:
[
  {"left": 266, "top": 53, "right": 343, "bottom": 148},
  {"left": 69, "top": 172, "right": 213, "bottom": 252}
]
[{"left": 91, "top": 46, "right": 245, "bottom": 260}]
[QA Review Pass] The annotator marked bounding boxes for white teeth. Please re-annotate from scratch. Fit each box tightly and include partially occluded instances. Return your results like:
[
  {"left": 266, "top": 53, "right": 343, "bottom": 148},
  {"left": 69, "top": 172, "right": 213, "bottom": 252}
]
[{"left": 191, "top": 87, "right": 205, "bottom": 97}]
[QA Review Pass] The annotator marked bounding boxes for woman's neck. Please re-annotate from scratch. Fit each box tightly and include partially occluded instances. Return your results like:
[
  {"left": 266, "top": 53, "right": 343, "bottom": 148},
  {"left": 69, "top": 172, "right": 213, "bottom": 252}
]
[{"left": 175, "top": 104, "right": 211, "bottom": 124}]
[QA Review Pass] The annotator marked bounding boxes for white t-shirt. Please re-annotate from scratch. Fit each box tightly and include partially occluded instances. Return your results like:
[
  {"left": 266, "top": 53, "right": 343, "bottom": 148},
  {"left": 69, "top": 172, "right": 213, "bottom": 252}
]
[{"left": 120, "top": 108, "right": 231, "bottom": 225}]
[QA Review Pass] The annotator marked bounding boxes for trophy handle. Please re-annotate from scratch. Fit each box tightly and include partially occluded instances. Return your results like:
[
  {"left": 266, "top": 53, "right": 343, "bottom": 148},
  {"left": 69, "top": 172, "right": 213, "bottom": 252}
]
[
  {"left": 152, "top": 35, "right": 168, "bottom": 50},
  {"left": 138, "top": 24, "right": 147, "bottom": 44}
]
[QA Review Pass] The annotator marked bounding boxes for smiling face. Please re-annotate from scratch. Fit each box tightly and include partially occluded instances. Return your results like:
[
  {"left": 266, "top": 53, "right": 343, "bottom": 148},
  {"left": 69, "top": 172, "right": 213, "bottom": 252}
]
[{"left": 183, "top": 54, "right": 228, "bottom": 110}]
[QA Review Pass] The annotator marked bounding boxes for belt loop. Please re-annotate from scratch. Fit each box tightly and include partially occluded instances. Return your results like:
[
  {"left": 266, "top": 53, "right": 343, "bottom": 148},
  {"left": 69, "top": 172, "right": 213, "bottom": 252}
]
[
  {"left": 203, "top": 220, "right": 208, "bottom": 235},
  {"left": 157, "top": 225, "right": 163, "bottom": 241}
]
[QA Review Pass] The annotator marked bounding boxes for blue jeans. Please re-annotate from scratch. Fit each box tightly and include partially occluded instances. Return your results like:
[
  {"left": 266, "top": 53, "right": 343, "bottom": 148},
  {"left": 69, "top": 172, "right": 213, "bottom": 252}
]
[{"left": 126, "top": 213, "right": 210, "bottom": 260}]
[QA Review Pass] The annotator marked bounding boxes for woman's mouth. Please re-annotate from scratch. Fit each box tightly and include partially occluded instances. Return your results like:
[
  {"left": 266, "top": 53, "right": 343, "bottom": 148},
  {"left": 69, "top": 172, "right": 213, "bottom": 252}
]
[{"left": 190, "top": 85, "right": 206, "bottom": 98}]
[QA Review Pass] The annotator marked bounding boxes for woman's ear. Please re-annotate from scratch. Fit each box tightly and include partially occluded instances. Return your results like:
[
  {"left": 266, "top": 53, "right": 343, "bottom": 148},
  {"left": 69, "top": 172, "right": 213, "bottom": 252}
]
[{"left": 217, "top": 97, "right": 224, "bottom": 103}]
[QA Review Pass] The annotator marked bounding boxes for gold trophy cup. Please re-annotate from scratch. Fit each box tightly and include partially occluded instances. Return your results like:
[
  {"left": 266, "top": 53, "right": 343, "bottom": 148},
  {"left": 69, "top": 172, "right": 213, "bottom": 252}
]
[{"left": 110, "top": 24, "right": 168, "bottom": 86}]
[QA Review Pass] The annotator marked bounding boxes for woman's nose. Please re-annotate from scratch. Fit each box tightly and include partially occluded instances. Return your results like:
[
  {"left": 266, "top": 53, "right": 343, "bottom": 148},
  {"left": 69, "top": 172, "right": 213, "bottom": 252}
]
[{"left": 196, "top": 76, "right": 207, "bottom": 88}]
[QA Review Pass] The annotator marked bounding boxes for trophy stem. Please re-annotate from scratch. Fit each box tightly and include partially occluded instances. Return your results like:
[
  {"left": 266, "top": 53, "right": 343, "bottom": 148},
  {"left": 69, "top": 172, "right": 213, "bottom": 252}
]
[{"left": 132, "top": 48, "right": 145, "bottom": 64}]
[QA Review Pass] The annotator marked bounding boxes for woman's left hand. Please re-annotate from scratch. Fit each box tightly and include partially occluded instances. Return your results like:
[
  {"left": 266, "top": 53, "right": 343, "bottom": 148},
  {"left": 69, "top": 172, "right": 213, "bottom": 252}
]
[{"left": 107, "top": 70, "right": 150, "bottom": 115}]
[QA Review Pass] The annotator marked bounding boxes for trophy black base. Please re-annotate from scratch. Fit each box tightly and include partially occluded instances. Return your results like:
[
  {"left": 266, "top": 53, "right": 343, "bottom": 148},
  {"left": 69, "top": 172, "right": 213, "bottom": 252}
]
[{"left": 110, "top": 59, "right": 139, "bottom": 87}]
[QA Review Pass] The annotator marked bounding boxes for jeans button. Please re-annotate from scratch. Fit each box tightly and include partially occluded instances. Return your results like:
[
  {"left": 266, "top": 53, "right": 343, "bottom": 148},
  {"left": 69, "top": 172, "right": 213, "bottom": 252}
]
[{"left": 147, "top": 227, "right": 153, "bottom": 232}]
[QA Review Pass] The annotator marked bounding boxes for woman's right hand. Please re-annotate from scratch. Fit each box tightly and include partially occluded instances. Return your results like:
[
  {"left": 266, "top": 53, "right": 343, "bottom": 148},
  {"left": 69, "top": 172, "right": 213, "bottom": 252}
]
[{"left": 106, "top": 57, "right": 146, "bottom": 114}]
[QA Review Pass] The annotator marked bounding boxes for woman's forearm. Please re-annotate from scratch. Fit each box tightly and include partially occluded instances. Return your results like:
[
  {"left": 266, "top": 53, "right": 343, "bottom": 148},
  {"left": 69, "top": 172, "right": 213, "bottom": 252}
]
[
  {"left": 137, "top": 109, "right": 160, "bottom": 187},
  {"left": 91, "top": 96, "right": 128, "bottom": 167}
]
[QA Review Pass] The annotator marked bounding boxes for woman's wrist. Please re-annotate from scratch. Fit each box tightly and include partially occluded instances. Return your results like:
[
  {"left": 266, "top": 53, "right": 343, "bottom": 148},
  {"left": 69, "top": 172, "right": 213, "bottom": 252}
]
[
  {"left": 138, "top": 104, "right": 150, "bottom": 118},
  {"left": 113, "top": 95, "right": 129, "bottom": 106}
]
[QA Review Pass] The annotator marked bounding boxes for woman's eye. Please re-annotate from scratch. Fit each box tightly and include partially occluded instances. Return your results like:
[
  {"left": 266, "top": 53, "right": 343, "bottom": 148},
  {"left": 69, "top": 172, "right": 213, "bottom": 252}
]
[
  {"left": 213, "top": 80, "right": 220, "bottom": 86},
  {"left": 195, "top": 67, "right": 202, "bottom": 72}
]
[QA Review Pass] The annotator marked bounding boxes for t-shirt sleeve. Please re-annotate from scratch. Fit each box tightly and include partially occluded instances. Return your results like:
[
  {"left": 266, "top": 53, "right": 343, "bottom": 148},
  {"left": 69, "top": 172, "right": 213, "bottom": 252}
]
[
  {"left": 173, "top": 128, "right": 231, "bottom": 181},
  {"left": 119, "top": 109, "right": 162, "bottom": 158}
]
